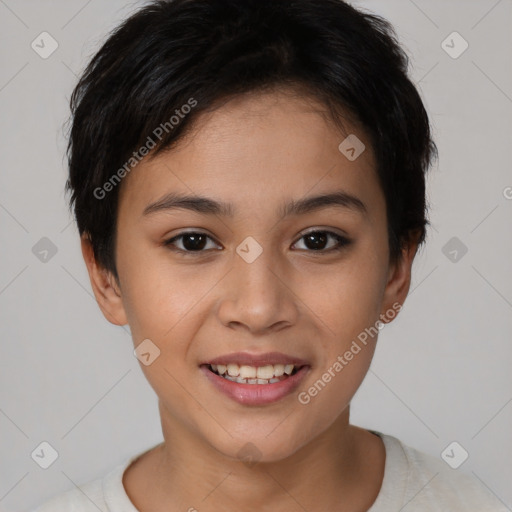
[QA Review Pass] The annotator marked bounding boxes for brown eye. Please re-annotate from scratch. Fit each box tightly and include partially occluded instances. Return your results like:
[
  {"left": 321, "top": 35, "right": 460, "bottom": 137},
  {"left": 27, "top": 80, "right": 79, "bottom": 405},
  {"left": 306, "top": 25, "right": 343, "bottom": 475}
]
[
  {"left": 292, "top": 230, "right": 351, "bottom": 252},
  {"left": 164, "top": 232, "right": 221, "bottom": 253}
]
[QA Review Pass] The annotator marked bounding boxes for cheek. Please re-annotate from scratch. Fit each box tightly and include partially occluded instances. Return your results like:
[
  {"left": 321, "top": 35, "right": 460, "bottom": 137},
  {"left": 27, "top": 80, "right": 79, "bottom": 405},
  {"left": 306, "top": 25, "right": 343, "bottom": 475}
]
[
  {"left": 297, "top": 345, "right": 375, "bottom": 432},
  {"left": 116, "top": 237, "right": 213, "bottom": 334},
  {"left": 300, "top": 249, "right": 388, "bottom": 340},
  {"left": 296, "top": 260, "right": 384, "bottom": 418},
  {"left": 118, "top": 257, "right": 208, "bottom": 401}
]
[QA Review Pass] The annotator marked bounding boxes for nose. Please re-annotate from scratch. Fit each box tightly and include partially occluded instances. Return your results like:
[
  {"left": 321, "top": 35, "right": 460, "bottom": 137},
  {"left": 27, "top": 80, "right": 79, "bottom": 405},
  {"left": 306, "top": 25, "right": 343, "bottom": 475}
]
[{"left": 216, "top": 246, "right": 299, "bottom": 335}]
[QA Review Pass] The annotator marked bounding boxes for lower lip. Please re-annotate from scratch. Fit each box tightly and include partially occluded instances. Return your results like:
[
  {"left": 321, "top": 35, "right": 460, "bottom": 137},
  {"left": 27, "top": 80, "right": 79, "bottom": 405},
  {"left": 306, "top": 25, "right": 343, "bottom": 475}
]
[{"left": 200, "top": 365, "right": 310, "bottom": 406}]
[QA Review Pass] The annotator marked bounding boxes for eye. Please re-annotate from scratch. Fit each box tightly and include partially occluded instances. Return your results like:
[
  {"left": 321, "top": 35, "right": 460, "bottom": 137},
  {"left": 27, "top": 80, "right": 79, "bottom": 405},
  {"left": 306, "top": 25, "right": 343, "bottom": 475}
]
[
  {"left": 292, "top": 230, "right": 352, "bottom": 252},
  {"left": 163, "top": 229, "right": 351, "bottom": 255},
  {"left": 163, "top": 231, "right": 222, "bottom": 253}
]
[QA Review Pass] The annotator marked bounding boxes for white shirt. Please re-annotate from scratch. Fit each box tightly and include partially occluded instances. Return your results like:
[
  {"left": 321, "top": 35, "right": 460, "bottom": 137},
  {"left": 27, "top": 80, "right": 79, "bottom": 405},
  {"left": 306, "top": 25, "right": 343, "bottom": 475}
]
[{"left": 31, "top": 431, "right": 508, "bottom": 511}]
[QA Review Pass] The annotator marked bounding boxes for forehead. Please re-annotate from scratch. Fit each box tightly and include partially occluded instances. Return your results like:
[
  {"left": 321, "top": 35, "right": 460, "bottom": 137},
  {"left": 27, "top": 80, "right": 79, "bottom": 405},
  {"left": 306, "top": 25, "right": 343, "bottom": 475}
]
[{"left": 118, "top": 89, "right": 385, "bottom": 222}]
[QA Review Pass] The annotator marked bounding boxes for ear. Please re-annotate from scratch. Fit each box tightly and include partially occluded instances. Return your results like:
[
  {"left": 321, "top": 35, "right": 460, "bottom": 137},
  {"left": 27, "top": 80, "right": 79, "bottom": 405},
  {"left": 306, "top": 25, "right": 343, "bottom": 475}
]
[
  {"left": 379, "top": 233, "right": 420, "bottom": 323},
  {"left": 80, "top": 234, "right": 128, "bottom": 326}
]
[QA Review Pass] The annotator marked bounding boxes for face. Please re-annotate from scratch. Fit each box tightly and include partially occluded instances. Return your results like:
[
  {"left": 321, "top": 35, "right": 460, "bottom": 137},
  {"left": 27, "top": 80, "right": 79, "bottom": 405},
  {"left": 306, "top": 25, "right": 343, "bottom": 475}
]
[{"left": 83, "top": 88, "right": 416, "bottom": 463}]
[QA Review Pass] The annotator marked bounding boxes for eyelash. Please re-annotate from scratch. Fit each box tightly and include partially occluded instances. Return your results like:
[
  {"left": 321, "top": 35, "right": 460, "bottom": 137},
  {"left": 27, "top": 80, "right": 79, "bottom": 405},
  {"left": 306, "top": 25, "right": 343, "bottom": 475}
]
[{"left": 163, "top": 230, "right": 352, "bottom": 255}]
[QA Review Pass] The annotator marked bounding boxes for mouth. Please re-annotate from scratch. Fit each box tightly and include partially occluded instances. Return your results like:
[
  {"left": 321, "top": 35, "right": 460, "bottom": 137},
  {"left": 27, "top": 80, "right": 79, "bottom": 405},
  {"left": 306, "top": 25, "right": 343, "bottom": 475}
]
[
  {"left": 205, "top": 362, "right": 301, "bottom": 385},
  {"left": 199, "top": 353, "right": 310, "bottom": 405}
]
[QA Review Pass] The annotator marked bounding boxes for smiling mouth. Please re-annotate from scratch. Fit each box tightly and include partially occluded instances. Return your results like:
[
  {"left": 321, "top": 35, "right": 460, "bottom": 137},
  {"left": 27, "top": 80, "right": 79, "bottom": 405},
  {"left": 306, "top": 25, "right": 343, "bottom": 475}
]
[{"left": 206, "top": 363, "right": 301, "bottom": 385}]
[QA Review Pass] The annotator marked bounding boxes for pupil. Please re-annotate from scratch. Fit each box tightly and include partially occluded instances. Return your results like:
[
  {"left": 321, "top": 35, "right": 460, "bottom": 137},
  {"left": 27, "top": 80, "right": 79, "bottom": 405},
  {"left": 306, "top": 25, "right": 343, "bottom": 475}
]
[
  {"left": 305, "top": 232, "right": 327, "bottom": 250},
  {"left": 183, "top": 234, "right": 207, "bottom": 251}
]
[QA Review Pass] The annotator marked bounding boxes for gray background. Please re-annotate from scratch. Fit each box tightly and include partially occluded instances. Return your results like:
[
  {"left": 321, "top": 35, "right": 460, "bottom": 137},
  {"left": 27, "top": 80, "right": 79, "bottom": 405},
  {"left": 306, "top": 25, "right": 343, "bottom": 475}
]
[{"left": 0, "top": 0, "right": 511, "bottom": 510}]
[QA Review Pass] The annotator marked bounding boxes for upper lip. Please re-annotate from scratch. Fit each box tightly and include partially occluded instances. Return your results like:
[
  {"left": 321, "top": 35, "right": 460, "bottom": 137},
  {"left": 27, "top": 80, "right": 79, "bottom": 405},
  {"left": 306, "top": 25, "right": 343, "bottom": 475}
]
[{"left": 203, "top": 351, "right": 309, "bottom": 367}]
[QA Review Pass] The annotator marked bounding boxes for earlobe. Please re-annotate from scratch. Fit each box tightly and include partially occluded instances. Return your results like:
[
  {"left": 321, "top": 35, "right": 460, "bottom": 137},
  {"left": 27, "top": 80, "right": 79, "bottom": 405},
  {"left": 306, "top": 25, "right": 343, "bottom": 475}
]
[{"left": 80, "top": 234, "right": 128, "bottom": 326}]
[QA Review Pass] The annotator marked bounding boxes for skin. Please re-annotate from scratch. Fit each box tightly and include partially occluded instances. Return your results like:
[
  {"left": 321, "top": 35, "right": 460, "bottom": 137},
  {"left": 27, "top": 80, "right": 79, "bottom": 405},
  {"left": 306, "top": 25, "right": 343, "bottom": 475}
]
[{"left": 81, "top": 87, "right": 418, "bottom": 512}]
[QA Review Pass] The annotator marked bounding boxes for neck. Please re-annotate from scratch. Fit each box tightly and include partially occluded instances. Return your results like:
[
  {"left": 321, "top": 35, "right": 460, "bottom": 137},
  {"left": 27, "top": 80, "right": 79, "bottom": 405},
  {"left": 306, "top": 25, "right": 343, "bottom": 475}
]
[{"left": 124, "top": 404, "right": 385, "bottom": 512}]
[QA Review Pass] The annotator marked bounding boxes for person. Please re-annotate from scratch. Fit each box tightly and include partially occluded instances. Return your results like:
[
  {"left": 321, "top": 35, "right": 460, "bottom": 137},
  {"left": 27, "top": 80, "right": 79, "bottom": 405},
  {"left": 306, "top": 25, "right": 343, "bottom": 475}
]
[{"left": 32, "top": 0, "right": 507, "bottom": 510}]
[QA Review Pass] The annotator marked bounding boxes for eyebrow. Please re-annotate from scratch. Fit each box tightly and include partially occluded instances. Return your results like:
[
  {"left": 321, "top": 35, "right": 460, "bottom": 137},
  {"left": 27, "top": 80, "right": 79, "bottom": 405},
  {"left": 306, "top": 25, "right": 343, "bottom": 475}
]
[{"left": 142, "top": 190, "right": 368, "bottom": 218}]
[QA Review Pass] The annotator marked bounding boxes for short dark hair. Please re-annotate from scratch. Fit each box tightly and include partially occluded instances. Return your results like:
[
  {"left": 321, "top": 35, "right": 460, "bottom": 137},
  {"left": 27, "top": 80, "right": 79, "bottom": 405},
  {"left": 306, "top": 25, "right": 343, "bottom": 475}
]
[{"left": 66, "top": 0, "right": 437, "bottom": 279}]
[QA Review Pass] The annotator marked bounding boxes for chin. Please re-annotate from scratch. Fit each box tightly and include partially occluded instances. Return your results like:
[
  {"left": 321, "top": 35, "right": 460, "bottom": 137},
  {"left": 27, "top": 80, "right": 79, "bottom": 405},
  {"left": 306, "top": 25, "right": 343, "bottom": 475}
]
[{"left": 208, "top": 427, "right": 309, "bottom": 466}]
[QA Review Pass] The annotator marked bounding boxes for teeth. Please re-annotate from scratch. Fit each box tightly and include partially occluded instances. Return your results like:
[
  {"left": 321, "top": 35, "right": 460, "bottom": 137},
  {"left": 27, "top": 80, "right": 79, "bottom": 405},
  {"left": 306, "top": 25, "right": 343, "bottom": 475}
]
[
  {"left": 239, "top": 365, "right": 257, "bottom": 379},
  {"left": 256, "top": 365, "right": 274, "bottom": 379},
  {"left": 209, "top": 362, "right": 299, "bottom": 383},
  {"left": 273, "top": 364, "right": 285, "bottom": 377},
  {"left": 227, "top": 364, "right": 240, "bottom": 377}
]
